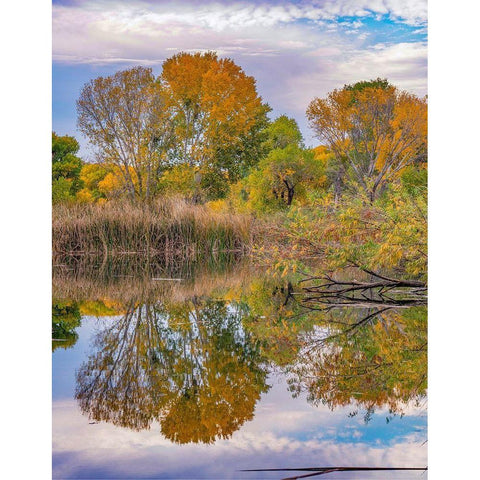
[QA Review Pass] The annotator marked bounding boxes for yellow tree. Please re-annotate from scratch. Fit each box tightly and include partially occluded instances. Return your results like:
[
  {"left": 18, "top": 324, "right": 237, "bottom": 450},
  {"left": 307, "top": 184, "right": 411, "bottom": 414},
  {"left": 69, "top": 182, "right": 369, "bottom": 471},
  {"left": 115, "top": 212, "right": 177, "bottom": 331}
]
[
  {"left": 161, "top": 52, "right": 269, "bottom": 174},
  {"left": 306, "top": 79, "right": 427, "bottom": 202},
  {"left": 77, "top": 66, "right": 174, "bottom": 201}
]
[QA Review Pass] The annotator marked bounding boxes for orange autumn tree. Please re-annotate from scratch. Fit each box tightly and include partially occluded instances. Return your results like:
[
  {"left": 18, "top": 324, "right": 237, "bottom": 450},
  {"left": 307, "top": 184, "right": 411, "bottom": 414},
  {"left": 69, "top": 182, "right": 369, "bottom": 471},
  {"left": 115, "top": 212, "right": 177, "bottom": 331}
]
[
  {"left": 161, "top": 52, "right": 270, "bottom": 177},
  {"left": 306, "top": 79, "right": 427, "bottom": 202}
]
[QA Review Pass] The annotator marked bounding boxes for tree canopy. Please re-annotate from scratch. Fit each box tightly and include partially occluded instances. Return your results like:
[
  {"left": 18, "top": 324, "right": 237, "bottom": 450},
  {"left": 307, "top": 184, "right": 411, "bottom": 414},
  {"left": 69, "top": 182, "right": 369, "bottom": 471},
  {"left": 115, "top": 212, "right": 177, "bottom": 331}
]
[
  {"left": 52, "top": 132, "right": 84, "bottom": 203},
  {"left": 306, "top": 79, "right": 427, "bottom": 201},
  {"left": 77, "top": 67, "right": 174, "bottom": 201},
  {"left": 76, "top": 53, "right": 270, "bottom": 202},
  {"left": 230, "top": 116, "right": 325, "bottom": 211}
]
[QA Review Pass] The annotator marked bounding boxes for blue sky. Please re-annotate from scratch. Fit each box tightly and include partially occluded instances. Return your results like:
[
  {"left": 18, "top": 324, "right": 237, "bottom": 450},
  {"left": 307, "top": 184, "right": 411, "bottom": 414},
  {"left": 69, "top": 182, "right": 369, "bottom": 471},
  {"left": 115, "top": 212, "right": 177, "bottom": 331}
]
[{"left": 52, "top": 0, "right": 427, "bottom": 158}]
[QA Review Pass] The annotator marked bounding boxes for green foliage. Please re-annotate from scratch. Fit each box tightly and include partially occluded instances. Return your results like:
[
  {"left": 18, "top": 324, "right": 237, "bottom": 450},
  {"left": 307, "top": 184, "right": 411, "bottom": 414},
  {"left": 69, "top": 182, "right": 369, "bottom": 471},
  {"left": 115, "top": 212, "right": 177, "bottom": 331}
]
[
  {"left": 263, "top": 115, "right": 303, "bottom": 150},
  {"left": 401, "top": 165, "right": 427, "bottom": 196},
  {"left": 52, "top": 177, "right": 75, "bottom": 204},
  {"left": 344, "top": 77, "right": 392, "bottom": 93},
  {"left": 234, "top": 144, "right": 325, "bottom": 213},
  {"left": 52, "top": 132, "right": 84, "bottom": 202},
  {"left": 208, "top": 103, "right": 272, "bottom": 191},
  {"left": 52, "top": 132, "right": 79, "bottom": 163},
  {"left": 52, "top": 301, "right": 82, "bottom": 351}
]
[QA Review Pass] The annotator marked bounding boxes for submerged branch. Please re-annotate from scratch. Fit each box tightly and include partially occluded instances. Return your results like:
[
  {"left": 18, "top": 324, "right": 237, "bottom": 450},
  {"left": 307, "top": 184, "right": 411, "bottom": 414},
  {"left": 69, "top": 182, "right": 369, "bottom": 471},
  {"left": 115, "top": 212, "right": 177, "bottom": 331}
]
[{"left": 241, "top": 466, "right": 428, "bottom": 480}]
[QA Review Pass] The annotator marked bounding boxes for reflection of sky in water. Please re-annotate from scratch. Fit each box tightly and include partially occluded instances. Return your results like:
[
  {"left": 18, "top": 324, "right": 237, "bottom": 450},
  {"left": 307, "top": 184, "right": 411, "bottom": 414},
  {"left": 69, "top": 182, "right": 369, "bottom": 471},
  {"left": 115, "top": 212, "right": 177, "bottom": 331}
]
[{"left": 53, "top": 317, "right": 427, "bottom": 479}]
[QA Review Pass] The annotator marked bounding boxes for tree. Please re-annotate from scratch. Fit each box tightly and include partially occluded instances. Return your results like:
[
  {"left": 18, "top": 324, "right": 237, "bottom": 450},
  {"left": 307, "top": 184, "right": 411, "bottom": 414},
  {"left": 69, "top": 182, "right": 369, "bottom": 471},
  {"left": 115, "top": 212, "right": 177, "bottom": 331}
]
[
  {"left": 52, "top": 301, "right": 81, "bottom": 351},
  {"left": 306, "top": 79, "right": 427, "bottom": 202},
  {"left": 287, "top": 306, "right": 427, "bottom": 421},
  {"left": 237, "top": 117, "right": 325, "bottom": 211},
  {"left": 77, "top": 66, "right": 175, "bottom": 201},
  {"left": 77, "top": 56, "right": 270, "bottom": 202},
  {"left": 161, "top": 52, "right": 270, "bottom": 192},
  {"left": 52, "top": 132, "right": 80, "bottom": 163},
  {"left": 52, "top": 132, "right": 84, "bottom": 203},
  {"left": 263, "top": 114, "right": 303, "bottom": 150},
  {"left": 261, "top": 145, "right": 321, "bottom": 206}
]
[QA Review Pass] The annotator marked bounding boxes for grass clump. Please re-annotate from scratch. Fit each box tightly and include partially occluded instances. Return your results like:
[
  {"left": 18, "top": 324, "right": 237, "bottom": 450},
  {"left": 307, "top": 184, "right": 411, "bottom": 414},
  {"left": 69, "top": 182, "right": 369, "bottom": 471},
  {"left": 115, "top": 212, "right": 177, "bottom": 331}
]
[{"left": 53, "top": 197, "right": 252, "bottom": 258}]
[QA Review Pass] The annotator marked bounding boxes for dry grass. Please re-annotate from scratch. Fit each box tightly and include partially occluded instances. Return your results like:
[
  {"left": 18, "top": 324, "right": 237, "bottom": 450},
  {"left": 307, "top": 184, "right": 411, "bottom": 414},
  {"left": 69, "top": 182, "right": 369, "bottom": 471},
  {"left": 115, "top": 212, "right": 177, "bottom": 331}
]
[{"left": 53, "top": 197, "right": 253, "bottom": 257}]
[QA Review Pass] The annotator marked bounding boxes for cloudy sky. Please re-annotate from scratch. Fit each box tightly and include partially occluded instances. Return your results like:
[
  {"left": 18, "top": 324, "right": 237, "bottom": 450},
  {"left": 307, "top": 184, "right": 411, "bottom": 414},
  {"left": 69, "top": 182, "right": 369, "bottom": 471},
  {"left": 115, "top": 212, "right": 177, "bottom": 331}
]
[{"left": 52, "top": 0, "right": 427, "bottom": 157}]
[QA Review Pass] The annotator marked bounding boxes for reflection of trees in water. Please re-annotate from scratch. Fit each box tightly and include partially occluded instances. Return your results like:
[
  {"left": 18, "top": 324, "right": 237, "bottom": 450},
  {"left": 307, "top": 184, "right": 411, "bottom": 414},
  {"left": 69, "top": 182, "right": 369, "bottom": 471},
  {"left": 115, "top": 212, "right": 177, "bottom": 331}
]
[
  {"left": 52, "top": 301, "right": 81, "bottom": 351},
  {"left": 286, "top": 305, "right": 427, "bottom": 421},
  {"left": 68, "top": 271, "right": 427, "bottom": 440},
  {"left": 75, "top": 297, "right": 269, "bottom": 443},
  {"left": 235, "top": 278, "right": 426, "bottom": 421}
]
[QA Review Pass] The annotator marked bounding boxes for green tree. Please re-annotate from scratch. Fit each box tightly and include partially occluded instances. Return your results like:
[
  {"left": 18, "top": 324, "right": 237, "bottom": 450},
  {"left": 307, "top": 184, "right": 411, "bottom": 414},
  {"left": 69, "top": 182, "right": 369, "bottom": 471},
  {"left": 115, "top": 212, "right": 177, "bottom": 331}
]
[
  {"left": 241, "top": 145, "right": 324, "bottom": 211},
  {"left": 52, "top": 301, "right": 82, "bottom": 351},
  {"left": 52, "top": 132, "right": 84, "bottom": 203},
  {"left": 230, "top": 115, "right": 325, "bottom": 211},
  {"left": 264, "top": 114, "right": 303, "bottom": 150}
]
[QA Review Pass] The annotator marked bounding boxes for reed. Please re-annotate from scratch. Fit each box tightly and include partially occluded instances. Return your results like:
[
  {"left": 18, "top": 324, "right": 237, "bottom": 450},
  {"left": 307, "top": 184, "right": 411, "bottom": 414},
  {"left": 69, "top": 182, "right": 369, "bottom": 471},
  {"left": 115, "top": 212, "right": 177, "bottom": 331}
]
[{"left": 53, "top": 197, "right": 253, "bottom": 257}]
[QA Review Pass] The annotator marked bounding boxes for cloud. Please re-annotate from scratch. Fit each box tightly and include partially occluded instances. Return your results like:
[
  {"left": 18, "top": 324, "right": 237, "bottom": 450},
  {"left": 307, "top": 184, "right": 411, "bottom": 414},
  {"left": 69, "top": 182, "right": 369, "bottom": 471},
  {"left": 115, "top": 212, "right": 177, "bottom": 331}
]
[
  {"left": 53, "top": 392, "right": 427, "bottom": 479},
  {"left": 52, "top": 1, "right": 427, "bottom": 63},
  {"left": 283, "top": 41, "right": 427, "bottom": 137},
  {"left": 336, "top": 41, "right": 427, "bottom": 94},
  {"left": 52, "top": 0, "right": 427, "bottom": 149}
]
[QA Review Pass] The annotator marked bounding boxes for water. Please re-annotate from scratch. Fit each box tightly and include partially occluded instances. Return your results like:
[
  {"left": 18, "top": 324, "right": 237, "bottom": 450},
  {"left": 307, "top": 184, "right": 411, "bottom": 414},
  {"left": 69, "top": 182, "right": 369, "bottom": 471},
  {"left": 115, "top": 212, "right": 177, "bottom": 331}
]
[{"left": 52, "top": 259, "right": 427, "bottom": 479}]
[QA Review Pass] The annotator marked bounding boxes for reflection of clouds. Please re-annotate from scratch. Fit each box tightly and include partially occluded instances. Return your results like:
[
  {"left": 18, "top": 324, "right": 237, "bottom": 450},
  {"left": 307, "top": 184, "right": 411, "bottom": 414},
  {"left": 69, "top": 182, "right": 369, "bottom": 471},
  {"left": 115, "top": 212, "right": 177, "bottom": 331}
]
[{"left": 53, "top": 377, "right": 427, "bottom": 479}]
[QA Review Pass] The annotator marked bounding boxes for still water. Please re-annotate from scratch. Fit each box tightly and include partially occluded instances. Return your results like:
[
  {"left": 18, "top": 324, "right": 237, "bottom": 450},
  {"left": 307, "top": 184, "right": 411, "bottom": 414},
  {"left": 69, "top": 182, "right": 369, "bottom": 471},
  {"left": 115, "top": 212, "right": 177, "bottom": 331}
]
[{"left": 52, "top": 259, "right": 427, "bottom": 479}]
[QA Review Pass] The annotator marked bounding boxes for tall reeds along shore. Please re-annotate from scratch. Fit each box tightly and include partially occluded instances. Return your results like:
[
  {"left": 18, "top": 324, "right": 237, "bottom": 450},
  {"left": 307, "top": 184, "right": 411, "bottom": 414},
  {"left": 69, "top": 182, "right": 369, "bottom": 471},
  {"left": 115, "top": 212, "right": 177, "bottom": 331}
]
[{"left": 53, "top": 197, "right": 252, "bottom": 257}]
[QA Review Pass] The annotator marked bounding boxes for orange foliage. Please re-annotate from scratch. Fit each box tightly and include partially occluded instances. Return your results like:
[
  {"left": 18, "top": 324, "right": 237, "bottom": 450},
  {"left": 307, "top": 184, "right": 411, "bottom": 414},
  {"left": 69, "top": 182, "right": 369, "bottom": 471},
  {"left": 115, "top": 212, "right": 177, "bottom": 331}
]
[{"left": 307, "top": 84, "right": 427, "bottom": 201}]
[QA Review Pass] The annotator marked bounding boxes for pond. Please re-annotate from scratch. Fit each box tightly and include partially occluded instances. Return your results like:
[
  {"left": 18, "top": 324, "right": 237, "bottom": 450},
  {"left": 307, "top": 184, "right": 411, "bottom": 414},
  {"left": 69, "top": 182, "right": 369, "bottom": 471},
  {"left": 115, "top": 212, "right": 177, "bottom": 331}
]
[{"left": 52, "top": 258, "right": 427, "bottom": 479}]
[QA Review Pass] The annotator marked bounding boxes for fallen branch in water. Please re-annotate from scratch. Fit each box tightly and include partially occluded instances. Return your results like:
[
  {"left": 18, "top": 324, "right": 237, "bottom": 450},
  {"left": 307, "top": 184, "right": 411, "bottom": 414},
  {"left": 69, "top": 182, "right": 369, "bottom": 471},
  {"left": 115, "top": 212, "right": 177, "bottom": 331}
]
[{"left": 297, "top": 267, "right": 426, "bottom": 311}]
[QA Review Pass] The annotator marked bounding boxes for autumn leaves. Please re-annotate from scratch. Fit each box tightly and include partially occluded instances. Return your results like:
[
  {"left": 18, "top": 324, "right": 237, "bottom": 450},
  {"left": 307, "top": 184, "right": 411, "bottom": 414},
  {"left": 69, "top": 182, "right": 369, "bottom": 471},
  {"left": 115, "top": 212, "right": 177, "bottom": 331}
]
[
  {"left": 76, "top": 52, "right": 270, "bottom": 201},
  {"left": 306, "top": 79, "right": 427, "bottom": 202}
]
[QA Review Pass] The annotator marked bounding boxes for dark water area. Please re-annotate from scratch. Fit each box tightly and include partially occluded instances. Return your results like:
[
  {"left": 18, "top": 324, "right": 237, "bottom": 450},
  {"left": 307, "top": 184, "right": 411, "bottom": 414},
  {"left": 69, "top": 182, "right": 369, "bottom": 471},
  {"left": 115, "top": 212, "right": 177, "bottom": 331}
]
[{"left": 52, "top": 257, "right": 427, "bottom": 479}]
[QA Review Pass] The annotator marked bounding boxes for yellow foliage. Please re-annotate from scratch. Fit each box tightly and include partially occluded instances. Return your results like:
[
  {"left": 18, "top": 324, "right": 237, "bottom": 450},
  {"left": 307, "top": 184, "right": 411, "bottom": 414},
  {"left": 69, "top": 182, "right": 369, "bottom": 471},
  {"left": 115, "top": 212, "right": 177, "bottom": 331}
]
[
  {"left": 76, "top": 188, "right": 94, "bottom": 203},
  {"left": 206, "top": 199, "right": 228, "bottom": 213}
]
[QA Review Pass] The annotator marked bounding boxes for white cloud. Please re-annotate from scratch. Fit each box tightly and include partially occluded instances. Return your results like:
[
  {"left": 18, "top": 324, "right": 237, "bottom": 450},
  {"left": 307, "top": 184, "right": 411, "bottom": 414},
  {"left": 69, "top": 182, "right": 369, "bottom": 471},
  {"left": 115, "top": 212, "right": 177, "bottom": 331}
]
[
  {"left": 53, "top": 382, "right": 427, "bottom": 479},
  {"left": 52, "top": 1, "right": 427, "bottom": 148},
  {"left": 53, "top": 1, "right": 427, "bottom": 64},
  {"left": 286, "top": 41, "right": 427, "bottom": 122}
]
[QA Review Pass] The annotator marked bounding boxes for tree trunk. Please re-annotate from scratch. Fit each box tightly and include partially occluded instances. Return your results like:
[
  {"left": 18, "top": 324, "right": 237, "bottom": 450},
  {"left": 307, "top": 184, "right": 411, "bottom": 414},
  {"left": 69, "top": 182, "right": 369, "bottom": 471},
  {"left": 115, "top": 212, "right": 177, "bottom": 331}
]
[
  {"left": 286, "top": 186, "right": 294, "bottom": 205},
  {"left": 283, "top": 179, "right": 295, "bottom": 206}
]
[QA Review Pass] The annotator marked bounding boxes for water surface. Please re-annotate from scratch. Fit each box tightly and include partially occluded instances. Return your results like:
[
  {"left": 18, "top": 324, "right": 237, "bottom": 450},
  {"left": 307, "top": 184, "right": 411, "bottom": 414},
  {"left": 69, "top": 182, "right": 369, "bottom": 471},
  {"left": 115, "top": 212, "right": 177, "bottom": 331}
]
[{"left": 52, "top": 259, "right": 427, "bottom": 479}]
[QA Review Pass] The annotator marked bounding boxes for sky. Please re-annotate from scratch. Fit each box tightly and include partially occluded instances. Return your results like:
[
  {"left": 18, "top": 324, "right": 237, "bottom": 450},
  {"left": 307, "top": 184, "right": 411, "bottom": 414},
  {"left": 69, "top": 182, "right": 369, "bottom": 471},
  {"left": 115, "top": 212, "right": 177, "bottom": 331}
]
[{"left": 52, "top": 0, "right": 427, "bottom": 159}]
